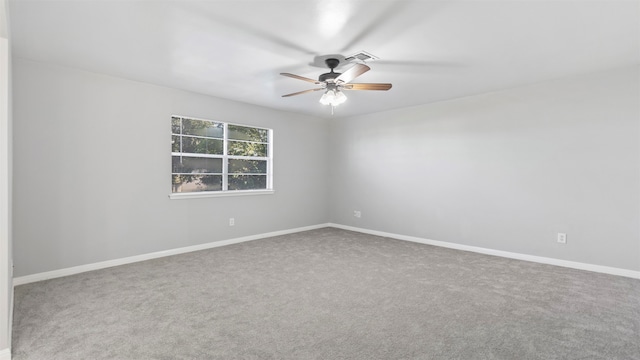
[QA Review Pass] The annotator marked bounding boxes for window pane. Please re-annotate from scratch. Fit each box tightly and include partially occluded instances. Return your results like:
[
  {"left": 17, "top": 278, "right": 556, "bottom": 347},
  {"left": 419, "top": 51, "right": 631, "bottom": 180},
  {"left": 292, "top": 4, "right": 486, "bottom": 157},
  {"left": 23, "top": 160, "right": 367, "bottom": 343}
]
[
  {"left": 228, "top": 125, "right": 268, "bottom": 142},
  {"left": 172, "top": 156, "right": 222, "bottom": 174},
  {"left": 181, "top": 137, "right": 223, "bottom": 155},
  {"left": 171, "top": 117, "right": 181, "bottom": 134},
  {"left": 172, "top": 174, "right": 222, "bottom": 193},
  {"left": 227, "top": 141, "right": 267, "bottom": 157},
  {"left": 228, "top": 159, "right": 267, "bottom": 174},
  {"left": 228, "top": 175, "right": 267, "bottom": 190},
  {"left": 171, "top": 135, "right": 180, "bottom": 152},
  {"left": 182, "top": 119, "right": 223, "bottom": 138},
  {"left": 171, "top": 117, "right": 272, "bottom": 194}
]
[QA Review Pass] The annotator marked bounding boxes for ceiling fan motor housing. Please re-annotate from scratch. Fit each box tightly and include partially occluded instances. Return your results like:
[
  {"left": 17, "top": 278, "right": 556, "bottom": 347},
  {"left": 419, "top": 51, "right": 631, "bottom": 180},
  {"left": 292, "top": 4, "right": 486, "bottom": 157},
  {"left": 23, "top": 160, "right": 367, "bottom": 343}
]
[{"left": 319, "top": 72, "right": 341, "bottom": 82}]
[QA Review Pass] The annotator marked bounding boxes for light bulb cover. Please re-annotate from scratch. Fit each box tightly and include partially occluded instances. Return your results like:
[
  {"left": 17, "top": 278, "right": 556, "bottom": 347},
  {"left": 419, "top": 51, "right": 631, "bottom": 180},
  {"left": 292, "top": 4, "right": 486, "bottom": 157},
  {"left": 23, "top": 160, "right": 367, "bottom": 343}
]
[
  {"left": 334, "top": 90, "right": 347, "bottom": 105},
  {"left": 319, "top": 89, "right": 347, "bottom": 107},
  {"left": 319, "top": 93, "right": 328, "bottom": 105}
]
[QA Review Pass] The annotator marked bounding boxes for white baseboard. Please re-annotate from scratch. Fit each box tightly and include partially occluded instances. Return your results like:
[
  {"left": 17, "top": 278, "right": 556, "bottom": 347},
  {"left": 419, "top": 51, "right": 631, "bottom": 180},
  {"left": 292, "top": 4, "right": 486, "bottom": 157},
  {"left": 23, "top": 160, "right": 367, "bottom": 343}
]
[
  {"left": 329, "top": 223, "right": 640, "bottom": 279},
  {"left": 13, "top": 223, "right": 331, "bottom": 286},
  {"left": 0, "top": 348, "right": 10, "bottom": 360},
  {"left": 14, "top": 222, "right": 639, "bottom": 285}
]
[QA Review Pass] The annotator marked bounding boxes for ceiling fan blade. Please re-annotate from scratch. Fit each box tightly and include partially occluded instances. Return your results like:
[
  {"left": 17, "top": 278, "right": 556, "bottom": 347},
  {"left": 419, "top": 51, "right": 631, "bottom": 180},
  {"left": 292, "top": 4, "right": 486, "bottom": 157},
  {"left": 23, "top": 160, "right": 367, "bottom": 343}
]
[
  {"left": 282, "top": 88, "right": 324, "bottom": 97},
  {"left": 343, "top": 83, "right": 392, "bottom": 91},
  {"left": 280, "top": 73, "right": 320, "bottom": 84},
  {"left": 335, "top": 64, "right": 370, "bottom": 84}
]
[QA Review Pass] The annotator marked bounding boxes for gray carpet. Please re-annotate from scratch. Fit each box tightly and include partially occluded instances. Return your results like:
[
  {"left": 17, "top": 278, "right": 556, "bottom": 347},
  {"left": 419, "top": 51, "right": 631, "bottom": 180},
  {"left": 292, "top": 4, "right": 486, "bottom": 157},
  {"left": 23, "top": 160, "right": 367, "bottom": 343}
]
[{"left": 12, "top": 228, "right": 640, "bottom": 360}]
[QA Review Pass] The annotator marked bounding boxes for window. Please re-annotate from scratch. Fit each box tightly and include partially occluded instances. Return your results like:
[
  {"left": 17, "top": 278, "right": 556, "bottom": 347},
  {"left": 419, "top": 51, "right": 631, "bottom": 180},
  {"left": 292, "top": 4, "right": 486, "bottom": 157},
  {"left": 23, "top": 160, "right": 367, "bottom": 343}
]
[{"left": 171, "top": 116, "right": 272, "bottom": 197}]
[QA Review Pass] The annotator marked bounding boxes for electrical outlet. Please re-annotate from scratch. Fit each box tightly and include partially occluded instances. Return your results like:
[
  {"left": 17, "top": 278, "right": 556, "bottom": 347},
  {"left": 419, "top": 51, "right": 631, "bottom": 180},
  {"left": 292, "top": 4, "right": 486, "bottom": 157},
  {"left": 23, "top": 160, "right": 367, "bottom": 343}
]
[
  {"left": 229, "top": 218, "right": 235, "bottom": 226},
  {"left": 557, "top": 233, "right": 567, "bottom": 244},
  {"left": 353, "top": 210, "right": 361, "bottom": 218}
]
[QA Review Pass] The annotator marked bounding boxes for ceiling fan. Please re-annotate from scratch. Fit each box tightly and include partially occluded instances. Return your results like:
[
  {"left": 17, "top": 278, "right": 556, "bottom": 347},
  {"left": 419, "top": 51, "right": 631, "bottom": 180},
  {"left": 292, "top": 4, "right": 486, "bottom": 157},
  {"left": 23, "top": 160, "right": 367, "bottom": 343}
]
[{"left": 280, "top": 58, "right": 392, "bottom": 111}]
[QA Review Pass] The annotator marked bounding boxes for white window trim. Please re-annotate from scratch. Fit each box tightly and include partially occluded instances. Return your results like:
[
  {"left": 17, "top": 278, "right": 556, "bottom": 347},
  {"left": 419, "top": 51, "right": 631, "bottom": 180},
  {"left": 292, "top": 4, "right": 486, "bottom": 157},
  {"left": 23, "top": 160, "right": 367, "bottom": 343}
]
[
  {"left": 169, "top": 189, "right": 275, "bottom": 200},
  {"left": 170, "top": 115, "right": 274, "bottom": 199}
]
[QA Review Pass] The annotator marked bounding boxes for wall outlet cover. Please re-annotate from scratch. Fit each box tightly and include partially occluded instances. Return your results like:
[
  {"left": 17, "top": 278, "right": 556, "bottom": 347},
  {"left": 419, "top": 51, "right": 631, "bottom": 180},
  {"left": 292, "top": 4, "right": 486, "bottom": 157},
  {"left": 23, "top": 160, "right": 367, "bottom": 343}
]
[{"left": 557, "top": 233, "right": 567, "bottom": 244}]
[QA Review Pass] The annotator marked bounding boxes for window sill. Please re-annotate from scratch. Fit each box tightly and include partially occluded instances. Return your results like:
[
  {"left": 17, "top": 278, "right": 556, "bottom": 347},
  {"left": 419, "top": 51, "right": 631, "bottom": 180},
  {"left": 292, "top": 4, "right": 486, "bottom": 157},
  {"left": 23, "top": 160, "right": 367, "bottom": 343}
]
[{"left": 169, "top": 189, "right": 275, "bottom": 200}]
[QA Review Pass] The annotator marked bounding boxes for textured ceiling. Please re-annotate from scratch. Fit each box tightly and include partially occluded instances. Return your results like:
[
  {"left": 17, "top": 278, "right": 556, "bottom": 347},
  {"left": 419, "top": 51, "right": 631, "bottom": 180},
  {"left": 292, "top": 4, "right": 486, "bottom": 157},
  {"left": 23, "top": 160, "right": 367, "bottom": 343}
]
[{"left": 8, "top": 0, "right": 640, "bottom": 119}]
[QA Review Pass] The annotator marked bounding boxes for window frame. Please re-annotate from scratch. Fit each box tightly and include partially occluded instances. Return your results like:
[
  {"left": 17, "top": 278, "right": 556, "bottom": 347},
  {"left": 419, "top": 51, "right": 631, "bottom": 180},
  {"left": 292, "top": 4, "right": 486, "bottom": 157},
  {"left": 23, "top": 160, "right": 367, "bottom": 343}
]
[{"left": 169, "top": 115, "right": 274, "bottom": 199}]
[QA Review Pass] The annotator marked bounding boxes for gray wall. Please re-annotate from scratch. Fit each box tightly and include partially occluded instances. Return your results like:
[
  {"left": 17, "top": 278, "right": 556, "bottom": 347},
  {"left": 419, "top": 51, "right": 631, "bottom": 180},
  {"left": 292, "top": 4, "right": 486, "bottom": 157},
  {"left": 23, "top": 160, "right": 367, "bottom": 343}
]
[
  {"left": 12, "top": 59, "right": 329, "bottom": 277},
  {"left": 329, "top": 65, "right": 640, "bottom": 272},
  {"left": 12, "top": 59, "right": 640, "bottom": 277}
]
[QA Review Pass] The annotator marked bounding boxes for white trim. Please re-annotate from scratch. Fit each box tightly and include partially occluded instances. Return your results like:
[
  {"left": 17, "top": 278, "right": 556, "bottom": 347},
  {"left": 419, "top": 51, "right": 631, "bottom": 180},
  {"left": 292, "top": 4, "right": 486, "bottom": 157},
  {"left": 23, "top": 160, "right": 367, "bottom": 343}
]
[
  {"left": 13, "top": 223, "right": 330, "bottom": 286},
  {"left": 0, "top": 348, "right": 10, "bottom": 360},
  {"left": 328, "top": 223, "right": 640, "bottom": 279},
  {"left": 14, "top": 222, "right": 639, "bottom": 286},
  {"left": 0, "top": 34, "right": 12, "bottom": 355},
  {"left": 169, "top": 189, "right": 274, "bottom": 199}
]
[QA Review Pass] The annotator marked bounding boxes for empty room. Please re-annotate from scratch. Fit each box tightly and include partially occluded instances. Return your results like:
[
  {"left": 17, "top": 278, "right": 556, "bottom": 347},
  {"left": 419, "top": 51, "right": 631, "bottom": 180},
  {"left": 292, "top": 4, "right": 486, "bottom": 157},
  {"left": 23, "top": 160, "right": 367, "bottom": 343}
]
[{"left": 0, "top": 0, "right": 639, "bottom": 359}]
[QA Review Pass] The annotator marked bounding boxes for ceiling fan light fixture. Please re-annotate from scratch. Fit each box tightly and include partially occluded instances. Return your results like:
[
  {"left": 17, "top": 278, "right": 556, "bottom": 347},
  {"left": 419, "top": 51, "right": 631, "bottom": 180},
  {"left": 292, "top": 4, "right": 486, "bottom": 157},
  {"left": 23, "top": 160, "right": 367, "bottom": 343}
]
[
  {"left": 319, "top": 89, "right": 347, "bottom": 106},
  {"left": 318, "top": 90, "right": 333, "bottom": 105},
  {"left": 334, "top": 90, "right": 347, "bottom": 105}
]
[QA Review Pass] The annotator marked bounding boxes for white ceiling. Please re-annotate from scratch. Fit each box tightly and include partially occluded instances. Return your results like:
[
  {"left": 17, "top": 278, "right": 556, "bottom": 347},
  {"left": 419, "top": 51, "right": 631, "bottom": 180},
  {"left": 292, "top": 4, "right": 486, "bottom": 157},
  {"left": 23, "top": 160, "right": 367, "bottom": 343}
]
[{"left": 8, "top": 0, "right": 640, "bottom": 119}]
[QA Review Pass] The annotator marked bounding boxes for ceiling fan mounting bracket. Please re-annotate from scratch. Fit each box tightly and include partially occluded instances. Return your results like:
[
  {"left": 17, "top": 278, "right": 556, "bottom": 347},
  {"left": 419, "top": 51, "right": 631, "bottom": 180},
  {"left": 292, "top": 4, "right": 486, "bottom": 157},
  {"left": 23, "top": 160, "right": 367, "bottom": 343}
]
[
  {"left": 318, "top": 58, "right": 342, "bottom": 82},
  {"left": 325, "top": 58, "right": 340, "bottom": 70}
]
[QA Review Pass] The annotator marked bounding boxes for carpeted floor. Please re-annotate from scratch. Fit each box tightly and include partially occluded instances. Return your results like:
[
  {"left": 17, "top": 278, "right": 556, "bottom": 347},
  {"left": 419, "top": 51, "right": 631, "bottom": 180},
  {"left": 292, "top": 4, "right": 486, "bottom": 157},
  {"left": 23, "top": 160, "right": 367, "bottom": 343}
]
[{"left": 12, "top": 228, "right": 640, "bottom": 360}]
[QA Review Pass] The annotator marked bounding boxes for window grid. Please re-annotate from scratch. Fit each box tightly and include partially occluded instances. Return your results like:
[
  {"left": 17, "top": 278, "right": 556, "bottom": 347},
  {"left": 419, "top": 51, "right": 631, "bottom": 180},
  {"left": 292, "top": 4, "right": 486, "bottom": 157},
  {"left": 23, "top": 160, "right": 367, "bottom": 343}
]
[{"left": 171, "top": 116, "right": 272, "bottom": 194}]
